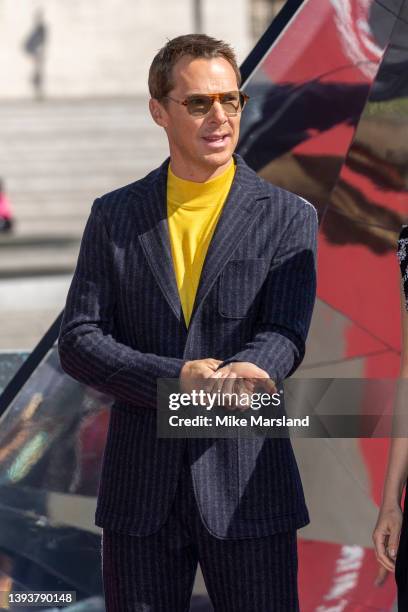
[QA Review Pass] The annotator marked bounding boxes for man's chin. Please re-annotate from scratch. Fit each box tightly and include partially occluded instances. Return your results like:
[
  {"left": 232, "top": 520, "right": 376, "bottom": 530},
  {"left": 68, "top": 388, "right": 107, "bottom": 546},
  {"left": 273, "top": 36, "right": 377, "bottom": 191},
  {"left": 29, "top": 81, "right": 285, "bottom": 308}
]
[{"left": 198, "top": 150, "right": 235, "bottom": 168}]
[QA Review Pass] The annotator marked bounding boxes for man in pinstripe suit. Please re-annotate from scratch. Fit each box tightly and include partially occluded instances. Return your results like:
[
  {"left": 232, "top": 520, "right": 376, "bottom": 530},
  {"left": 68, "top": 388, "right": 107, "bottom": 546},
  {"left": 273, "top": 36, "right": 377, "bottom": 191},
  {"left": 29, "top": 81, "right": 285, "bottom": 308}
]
[{"left": 58, "top": 34, "right": 317, "bottom": 611}]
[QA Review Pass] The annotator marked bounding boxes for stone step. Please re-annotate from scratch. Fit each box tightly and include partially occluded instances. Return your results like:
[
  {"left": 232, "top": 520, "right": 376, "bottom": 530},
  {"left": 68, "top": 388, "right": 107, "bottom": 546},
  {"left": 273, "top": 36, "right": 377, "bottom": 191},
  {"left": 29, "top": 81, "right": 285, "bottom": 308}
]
[
  {"left": 0, "top": 247, "right": 79, "bottom": 278},
  {"left": 1, "top": 218, "right": 87, "bottom": 234},
  {"left": 0, "top": 97, "right": 169, "bottom": 277},
  {"left": 0, "top": 164, "right": 160, "bottom": 182},
  {"left": 7, "top": 206, "right": 89, "bottom": 217}
]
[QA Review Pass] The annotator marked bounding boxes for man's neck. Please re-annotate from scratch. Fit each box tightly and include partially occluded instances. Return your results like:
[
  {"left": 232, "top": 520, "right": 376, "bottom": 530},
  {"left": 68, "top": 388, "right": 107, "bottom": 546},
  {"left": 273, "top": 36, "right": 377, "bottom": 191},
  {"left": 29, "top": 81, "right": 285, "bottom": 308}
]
[{"left": 168, "top": 156, "right": 234, "bottom": 183}]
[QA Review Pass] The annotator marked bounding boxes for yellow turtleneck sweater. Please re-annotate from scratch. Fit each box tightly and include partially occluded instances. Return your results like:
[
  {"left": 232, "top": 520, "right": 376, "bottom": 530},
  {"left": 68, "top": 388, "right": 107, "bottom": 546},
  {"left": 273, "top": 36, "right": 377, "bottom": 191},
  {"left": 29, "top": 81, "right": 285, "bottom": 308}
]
[{"left": 167, "top": 159, "right": 236, "bottom": 326}]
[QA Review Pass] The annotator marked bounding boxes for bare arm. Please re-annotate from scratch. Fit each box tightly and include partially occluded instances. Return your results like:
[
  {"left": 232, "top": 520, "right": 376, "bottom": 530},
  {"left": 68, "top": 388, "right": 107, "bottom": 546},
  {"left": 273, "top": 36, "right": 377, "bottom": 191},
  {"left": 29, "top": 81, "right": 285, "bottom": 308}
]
[{"left": 373, "top": 281, "right": 408, "bottom": 571}]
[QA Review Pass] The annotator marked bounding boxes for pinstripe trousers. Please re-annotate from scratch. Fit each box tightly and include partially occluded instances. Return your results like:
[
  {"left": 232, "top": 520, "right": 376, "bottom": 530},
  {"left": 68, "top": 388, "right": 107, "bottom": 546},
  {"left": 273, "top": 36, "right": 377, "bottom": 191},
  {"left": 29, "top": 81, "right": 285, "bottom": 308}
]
[{"left": 101, "top": 450, "right": 300, "bottom": 612}]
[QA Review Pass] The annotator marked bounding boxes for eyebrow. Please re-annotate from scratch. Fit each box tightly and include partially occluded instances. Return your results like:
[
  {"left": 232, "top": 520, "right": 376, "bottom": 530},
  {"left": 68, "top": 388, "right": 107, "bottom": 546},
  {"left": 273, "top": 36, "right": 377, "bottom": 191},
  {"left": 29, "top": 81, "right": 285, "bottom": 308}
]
[{"left": 183, "top": 90, "right": 238, "bottom": 96}]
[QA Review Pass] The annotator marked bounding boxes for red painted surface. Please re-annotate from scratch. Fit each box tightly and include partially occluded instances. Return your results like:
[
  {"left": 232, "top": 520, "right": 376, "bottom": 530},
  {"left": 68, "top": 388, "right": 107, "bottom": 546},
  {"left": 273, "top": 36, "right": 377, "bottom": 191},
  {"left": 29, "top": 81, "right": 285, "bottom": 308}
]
[
  {"left": 262, "top": 0, "right": 403, "bottom": 607},
  {"left": 262, "top": 1, "right": 381, "bottom": 86},
  {"left": 299, "top": 540, "right": 396, "bottom": 609},
  {"left": 317, "top": 235, "right": 401, "bottom": 353}
]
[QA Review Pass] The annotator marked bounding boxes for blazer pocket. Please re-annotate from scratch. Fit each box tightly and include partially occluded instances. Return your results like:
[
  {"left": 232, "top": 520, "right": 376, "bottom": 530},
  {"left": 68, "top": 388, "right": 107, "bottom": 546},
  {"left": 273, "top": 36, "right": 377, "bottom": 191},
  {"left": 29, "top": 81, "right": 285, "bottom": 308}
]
[{"left": 218, "top": 258, "right": 268, "bottom": 318}]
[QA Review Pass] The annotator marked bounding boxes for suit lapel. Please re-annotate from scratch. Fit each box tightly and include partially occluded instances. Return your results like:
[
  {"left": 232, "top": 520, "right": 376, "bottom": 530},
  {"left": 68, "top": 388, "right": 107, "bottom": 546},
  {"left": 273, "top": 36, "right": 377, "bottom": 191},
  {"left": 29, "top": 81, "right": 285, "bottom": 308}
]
[
  {"left": 136, "top": 153, "right": 268, "bottom": 328},
  {"left": 188, "top": 154, "right": 268, "bottom": 326},
  {"left": 137, "top": 159, "right": 185, "bottom": 325}
]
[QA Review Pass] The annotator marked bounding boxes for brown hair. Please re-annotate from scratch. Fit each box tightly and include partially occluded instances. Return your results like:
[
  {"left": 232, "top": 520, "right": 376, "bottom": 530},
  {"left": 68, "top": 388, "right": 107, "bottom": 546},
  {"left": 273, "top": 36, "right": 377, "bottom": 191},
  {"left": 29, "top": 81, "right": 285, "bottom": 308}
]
[{"left": 148, "top": 34, "right": 241, "bottom": 101}]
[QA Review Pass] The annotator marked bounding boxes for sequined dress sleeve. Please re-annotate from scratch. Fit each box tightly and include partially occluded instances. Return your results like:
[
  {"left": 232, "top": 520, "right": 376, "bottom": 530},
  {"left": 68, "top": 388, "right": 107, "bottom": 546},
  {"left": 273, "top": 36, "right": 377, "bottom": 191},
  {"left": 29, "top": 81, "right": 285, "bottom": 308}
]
[{"left": 398, "top": 225, "right": 408, "bottom": 312}]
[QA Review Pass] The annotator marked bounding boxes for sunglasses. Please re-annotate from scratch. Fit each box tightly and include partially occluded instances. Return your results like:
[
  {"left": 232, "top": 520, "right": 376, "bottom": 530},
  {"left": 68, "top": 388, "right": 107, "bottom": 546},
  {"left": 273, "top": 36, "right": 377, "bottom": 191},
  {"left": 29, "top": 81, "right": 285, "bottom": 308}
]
[{"left": 163, "top": 90, "right": 249, "bottom": 117}]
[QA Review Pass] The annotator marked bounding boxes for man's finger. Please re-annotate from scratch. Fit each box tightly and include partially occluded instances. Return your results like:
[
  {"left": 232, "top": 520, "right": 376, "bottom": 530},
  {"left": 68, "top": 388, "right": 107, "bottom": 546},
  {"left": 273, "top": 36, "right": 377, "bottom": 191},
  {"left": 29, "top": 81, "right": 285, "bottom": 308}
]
[
  {"left": 220, "top": 374, "right": 237, "bottom": 410},
  {"left": 232, "top": 378, "right": 249, "bottom": 412},
  {"left": 260, "top": 378, "right": 278, "bottom": 394},
  {"left": 234, "top": 379, "right": 254, "bottom": 412},
  {"left": 207, "top": 359, "right": 223, "bottom": 370},
  {"left": 205, "top": 370, "right": 228, "bottom": 400}
]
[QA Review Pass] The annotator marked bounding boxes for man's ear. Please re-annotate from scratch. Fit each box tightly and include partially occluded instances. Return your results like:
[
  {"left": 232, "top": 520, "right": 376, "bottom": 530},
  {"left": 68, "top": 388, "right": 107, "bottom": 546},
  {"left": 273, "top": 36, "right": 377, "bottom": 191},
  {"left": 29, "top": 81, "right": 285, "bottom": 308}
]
[{"left": 149, "top": 98, "right": 167, "bottom": 128}]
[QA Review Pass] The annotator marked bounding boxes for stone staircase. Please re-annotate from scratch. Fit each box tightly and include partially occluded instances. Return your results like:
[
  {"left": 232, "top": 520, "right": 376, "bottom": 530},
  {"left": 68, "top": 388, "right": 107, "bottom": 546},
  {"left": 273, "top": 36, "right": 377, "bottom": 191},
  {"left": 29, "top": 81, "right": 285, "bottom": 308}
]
[{"left": 0, "top": 97, "right": 169, "bottom": 277}]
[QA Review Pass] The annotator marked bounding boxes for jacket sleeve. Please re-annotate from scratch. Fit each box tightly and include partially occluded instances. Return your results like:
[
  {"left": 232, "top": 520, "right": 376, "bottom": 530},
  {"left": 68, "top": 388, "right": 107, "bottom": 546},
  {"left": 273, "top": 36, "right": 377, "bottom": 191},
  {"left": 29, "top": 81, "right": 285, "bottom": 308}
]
[
  {"left": 219, "top": 200, "right": 318, "bottom": 382},
  {"left": 58, "top": 198, "right": 186, "bottom": 409}
]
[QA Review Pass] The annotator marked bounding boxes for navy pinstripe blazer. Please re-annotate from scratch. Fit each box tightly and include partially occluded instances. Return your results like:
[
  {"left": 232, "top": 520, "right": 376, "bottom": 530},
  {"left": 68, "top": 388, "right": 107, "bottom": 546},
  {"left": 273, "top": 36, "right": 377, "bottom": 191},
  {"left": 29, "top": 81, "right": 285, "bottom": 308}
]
[{"left": 58, "top": 152, "right": 317, "bottom": 539}]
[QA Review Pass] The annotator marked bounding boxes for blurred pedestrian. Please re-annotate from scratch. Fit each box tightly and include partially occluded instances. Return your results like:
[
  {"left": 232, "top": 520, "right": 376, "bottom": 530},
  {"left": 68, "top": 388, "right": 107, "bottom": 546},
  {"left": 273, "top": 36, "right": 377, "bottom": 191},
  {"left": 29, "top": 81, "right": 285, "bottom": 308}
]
[
  {"left": 0, "top": 179, "right": 14, "bottom": 233},
  {"left": 23, "top": 9, "right": 47, "bottom": 100}
]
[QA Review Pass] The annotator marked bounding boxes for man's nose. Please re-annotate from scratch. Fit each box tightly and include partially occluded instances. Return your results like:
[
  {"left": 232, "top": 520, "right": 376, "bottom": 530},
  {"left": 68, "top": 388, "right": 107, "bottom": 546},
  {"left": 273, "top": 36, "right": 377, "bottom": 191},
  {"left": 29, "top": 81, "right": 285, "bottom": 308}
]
[{"left": 207, "top": 100, "right": 228, "bottom": 123}]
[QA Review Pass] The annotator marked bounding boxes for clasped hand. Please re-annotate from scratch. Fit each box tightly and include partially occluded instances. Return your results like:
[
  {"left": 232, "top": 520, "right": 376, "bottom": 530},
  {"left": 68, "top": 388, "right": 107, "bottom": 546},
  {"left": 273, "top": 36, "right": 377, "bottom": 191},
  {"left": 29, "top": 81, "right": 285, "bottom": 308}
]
[{"left": 180, "top": 358, "right": 276, "bottom": 412}]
